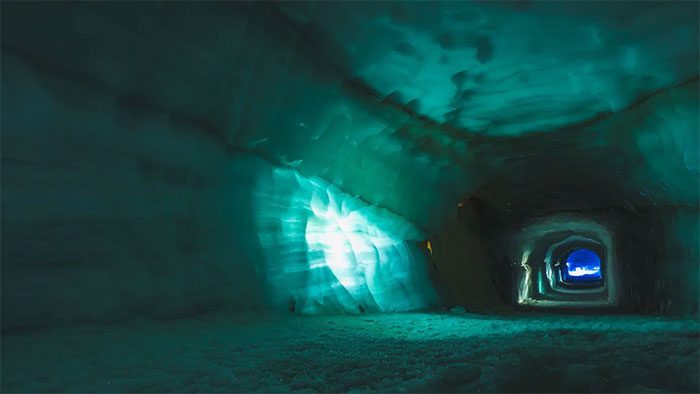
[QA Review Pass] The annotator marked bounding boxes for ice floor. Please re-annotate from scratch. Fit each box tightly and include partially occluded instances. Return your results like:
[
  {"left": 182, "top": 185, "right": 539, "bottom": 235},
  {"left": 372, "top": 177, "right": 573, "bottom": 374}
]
[{"left": 2, "top": 312, "right": 699, "bottom": 393}]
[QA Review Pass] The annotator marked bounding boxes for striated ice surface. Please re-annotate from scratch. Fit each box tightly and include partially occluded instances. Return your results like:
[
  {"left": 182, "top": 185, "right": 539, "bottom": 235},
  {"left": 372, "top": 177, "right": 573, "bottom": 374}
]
[{"left": 255, "top": 167, "right": 437, "bottom": 313}]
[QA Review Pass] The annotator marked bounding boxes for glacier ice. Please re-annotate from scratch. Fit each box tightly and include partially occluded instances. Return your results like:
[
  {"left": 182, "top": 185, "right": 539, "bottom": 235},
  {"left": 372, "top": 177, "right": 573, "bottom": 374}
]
[{"left": 254, "top": 167, "right": 436, "bottom": 313}]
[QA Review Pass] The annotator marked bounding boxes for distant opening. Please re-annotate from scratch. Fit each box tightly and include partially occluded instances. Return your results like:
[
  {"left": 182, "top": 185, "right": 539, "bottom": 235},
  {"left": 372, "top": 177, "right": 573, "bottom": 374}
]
[{"left": 561, "top": 248, "right": 603, "bottom": 284}]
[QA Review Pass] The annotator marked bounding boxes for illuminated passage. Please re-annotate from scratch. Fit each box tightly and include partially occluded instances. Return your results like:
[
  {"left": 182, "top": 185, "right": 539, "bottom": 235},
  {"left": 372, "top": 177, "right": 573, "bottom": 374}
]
[
  {"left": 562, "top": 248, "right": 603, "bottom": 283},
  {"left": 255, "top": 167, "right": 436, "bottom": 313}
]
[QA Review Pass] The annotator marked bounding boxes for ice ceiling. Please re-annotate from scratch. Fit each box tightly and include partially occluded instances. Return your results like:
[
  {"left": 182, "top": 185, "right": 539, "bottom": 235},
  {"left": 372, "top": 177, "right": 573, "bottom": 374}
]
[
  {"left": 277, "top": 2, "right": 697, "bottom": 135},
  {"left": 1, "top": 2, "right": 698, "bottom": 327}
]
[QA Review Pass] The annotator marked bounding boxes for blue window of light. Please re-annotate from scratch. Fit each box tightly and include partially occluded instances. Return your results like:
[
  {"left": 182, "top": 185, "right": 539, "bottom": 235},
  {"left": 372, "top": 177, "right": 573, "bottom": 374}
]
[{"left": 561, "top": 248, "right": 602, "bottom": 283}]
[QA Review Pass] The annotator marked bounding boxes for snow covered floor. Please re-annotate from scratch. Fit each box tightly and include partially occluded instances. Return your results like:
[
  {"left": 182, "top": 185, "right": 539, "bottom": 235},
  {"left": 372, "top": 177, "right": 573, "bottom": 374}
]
[{"left": 2, "top": 312, "right": 698, "bottom": 393}]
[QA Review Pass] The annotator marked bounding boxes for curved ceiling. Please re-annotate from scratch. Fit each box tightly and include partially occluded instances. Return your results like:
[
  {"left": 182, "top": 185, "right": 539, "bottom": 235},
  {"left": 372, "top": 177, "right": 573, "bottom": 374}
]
[{"left": 277, "top": 1, "right": 698, "bottom": 135}]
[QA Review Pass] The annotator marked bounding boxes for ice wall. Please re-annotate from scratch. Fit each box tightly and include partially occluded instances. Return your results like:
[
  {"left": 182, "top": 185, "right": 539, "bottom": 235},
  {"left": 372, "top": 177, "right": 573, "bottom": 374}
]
[
  {"left": 255, "top": 167, "right": 436, "bottom": 313},
  {"left": 1, "top": 3, "right": 449, "bottom": 330}
]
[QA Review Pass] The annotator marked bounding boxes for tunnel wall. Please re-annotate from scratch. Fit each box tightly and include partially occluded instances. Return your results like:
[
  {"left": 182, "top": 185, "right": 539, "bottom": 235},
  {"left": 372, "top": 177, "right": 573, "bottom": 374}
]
[
  {"left": 2, "top": 49, "right": 269, "bottom": 328},
  {"left": 1, "top": 3, "right": 450, "bottom": 330}
]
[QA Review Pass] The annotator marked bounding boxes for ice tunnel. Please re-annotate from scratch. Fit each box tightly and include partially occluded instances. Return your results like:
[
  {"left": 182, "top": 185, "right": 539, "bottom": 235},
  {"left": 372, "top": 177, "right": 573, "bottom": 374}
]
[{"left": 1, "top": 2, "right": 699, "bottom": 393}]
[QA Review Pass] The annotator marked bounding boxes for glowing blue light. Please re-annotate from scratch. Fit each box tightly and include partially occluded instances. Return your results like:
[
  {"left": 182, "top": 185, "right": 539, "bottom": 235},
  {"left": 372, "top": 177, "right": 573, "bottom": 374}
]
[
  {"left": 562, "top": 248, "right": 602, "bottom": 283},
  {"left": 567, "top": 266, "right": 600, "bottom": 277}
]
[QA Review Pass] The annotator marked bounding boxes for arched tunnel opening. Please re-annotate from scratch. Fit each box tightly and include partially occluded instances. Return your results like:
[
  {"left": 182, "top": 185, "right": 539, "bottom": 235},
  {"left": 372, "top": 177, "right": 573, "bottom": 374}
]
[{"left": 1, "top": 2, "right": 698, "bottom": 393}]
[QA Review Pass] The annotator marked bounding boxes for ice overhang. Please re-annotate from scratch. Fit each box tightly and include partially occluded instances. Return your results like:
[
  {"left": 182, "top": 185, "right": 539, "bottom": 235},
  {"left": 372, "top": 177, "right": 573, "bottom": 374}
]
[{"left": 275, "top": 1, "right": 699, "bottom": 136}]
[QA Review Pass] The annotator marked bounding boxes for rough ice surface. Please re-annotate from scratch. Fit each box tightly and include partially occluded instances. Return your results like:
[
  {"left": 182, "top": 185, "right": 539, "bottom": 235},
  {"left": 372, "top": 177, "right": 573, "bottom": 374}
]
[
  {"left": 275, "top": 2, "right": 698, "bottom": 135},
  {"left": 2, "top": 312, "right": 698, "bottom": 393},
  {"left": 254, "top": 167, "right": 436, "bottom": 313}
]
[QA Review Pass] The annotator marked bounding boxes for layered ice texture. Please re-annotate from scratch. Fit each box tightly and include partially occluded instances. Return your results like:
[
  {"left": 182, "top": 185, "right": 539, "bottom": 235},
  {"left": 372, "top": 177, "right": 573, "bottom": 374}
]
[{"left": 255, "top": 168, "right": 436, "bottom": 313}]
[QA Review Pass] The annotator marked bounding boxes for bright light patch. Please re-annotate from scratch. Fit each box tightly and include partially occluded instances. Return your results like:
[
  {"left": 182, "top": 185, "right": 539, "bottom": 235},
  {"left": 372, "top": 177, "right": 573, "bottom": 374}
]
[
  {"left": 306, "top": 195, "right": 404, "bottom": 300},
  {"left": 562, "top": 248, "right": 602, "bottom": 283},
  {"left": 517, "top": 248, "right": 533, "bottom": 304},
  {"left": 255, "top": 167, "right": 436, "bottom": 313},
  {"left": 567, "top": 266, "right": 601, "bottom": 277}
]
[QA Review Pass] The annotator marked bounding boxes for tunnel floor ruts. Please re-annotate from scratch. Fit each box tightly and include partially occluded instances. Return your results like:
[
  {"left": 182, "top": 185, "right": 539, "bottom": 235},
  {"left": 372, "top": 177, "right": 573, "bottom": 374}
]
[{"left": 2, "top": 312, "right": 698, "bottom": 393}]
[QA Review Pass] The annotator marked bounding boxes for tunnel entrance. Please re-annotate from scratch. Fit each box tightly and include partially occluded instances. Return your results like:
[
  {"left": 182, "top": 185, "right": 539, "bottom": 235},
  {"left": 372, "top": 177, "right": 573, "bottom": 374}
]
[{"left": 560, "top": 248, "right": 603, "bottom": 285}]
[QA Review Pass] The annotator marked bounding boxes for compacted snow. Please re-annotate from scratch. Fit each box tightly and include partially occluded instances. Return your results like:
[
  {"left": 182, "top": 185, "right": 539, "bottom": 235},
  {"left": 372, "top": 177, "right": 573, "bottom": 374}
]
[{"left": 2, "top": 312, "right": 698, "bottom": 393}]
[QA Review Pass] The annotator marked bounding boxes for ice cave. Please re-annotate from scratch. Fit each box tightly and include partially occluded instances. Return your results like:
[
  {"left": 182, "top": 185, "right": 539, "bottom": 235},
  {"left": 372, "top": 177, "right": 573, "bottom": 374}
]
[{"left": 1, "top": 1, "right": 699, "bottom": 393}]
